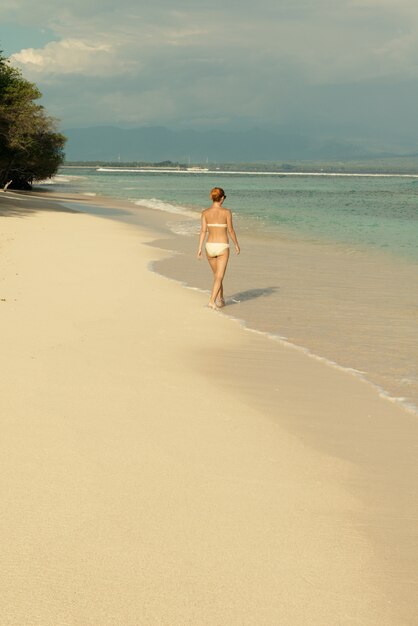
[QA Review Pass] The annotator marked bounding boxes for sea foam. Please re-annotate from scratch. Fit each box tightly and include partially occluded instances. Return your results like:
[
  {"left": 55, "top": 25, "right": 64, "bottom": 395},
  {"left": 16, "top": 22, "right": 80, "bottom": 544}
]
[{"left": 132, "top": 198, "right": 199, "bottom": 219}]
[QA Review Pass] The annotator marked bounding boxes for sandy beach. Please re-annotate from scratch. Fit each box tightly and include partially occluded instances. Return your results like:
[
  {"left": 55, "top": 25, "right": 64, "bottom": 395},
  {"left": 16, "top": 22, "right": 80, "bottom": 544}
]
[{"left": 1, "top": 191, "right": 417, "bottom": 625}]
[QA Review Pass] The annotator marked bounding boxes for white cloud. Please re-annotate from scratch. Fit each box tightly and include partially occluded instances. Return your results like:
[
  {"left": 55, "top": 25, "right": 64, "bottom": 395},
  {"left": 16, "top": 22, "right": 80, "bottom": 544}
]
[{"left": 11, "top": 39, "right": 132, "bottom": 78}]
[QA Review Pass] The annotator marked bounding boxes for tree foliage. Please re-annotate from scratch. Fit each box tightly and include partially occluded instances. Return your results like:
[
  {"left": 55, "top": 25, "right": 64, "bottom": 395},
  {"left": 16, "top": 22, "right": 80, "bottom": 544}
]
[{"left": 0, "top": 52, "right": 66, "bottom": 189}]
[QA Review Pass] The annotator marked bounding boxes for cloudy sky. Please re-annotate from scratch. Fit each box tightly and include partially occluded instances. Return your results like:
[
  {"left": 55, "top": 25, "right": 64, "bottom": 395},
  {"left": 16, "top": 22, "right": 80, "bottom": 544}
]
[{"left": 1, "top": 0, "right": 418, "bottom": 147}]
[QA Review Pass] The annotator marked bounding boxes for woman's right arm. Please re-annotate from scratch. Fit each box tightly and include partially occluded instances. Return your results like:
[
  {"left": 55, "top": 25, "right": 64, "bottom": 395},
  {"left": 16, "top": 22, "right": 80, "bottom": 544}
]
[
  {"left": 197, "top": 212, "right": 207, "bottom": 258},
  {"left": 227, "top": 210, "right": 240, "bottom": 255}
]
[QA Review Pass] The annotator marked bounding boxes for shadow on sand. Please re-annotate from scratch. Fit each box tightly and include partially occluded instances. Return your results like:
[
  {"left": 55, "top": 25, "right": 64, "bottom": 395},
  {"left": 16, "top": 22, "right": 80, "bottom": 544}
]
[
  {"left": 226, "top": 286, "right": 279, "bottom": 306},
  {"left": 0, "top": 191, "right": 79, "bottom": 218},
  {"left": 0, "top": 190, "right": 134, "bottom": 220}
]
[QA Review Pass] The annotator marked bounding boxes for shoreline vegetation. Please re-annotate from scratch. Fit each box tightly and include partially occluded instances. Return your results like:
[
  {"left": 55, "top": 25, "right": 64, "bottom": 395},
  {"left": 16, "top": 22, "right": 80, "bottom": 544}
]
[
  {"left": 63, "top": 155, "right": 418, "bottom": 174},
  {"left": 0, "top": 52, "right": 65, "bottom": 190}
]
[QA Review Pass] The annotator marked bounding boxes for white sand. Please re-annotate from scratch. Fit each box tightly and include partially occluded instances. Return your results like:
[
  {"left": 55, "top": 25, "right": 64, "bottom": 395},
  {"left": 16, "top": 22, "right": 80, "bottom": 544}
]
[{"left": 1, "top": 195, "right": 417, "bottom": 625}]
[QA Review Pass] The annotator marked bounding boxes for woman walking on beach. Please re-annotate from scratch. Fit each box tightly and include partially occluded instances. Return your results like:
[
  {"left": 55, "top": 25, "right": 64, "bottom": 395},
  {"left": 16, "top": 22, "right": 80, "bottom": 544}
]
[{"left": 197, "top": 187, "right": 240, "bottom": 309}]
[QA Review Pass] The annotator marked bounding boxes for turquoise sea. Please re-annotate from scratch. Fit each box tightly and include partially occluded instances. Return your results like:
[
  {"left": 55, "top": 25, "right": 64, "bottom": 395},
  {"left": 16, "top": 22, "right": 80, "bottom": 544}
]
[
  {"left": 46, "top": 167, "right": 418, "bottom": 415},
  {"left": 55, "top": 167, "right": 418, "bottom": 263}
]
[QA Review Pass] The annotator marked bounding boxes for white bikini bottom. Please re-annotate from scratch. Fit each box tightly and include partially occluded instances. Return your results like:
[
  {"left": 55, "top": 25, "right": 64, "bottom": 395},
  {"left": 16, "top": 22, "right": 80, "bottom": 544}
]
[{"left": 205, "top": 242, "right": 230, "bottom": 258}]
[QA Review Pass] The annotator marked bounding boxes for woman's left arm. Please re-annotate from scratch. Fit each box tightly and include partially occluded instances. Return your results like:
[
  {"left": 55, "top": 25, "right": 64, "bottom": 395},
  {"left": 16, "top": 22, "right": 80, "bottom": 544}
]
[
  {"left": 197, "top": 213, "right": 207, "bottom": 258},
  {"left": 226, "top": 210, "right": 240, "bottom": 255}
]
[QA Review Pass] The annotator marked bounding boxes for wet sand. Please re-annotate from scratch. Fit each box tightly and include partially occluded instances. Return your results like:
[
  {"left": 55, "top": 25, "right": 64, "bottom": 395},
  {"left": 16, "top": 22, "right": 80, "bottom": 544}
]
[{"left": 152, "top": 223, "right": 418, "bottom": 416}]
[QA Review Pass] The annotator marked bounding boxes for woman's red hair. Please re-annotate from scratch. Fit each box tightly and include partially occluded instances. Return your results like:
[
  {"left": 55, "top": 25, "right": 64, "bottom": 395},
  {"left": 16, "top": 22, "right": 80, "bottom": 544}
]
[{"left": 210, "top": 187, "right": 225, "bottom": 202}]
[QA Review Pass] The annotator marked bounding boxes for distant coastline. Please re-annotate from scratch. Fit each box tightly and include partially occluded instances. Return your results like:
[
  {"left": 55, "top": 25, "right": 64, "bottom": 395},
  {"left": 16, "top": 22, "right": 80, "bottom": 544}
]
[{"left": 62, "top": 156, "right": 418, "bottom": 175}]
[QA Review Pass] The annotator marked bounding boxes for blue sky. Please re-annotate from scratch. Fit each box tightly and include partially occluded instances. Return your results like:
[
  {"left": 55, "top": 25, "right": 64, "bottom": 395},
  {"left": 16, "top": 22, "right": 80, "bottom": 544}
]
[
  {"left": 0, "top": 24, "right": 58, "bottom": 54},
  {"left": 2, "top": 0, "right": 418, "bottom": 149}
]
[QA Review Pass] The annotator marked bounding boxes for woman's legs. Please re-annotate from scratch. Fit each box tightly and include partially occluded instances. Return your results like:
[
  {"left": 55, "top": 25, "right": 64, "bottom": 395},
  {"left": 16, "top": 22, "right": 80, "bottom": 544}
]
[
  {"left": 206, "top": 255, "right": 220, "bottom": 308},
  {"left": 207, "top": 249, "right": 230, "bottom": 306},
  {"left": 207, "top": 255, "right": 224, "bottom": 304}
]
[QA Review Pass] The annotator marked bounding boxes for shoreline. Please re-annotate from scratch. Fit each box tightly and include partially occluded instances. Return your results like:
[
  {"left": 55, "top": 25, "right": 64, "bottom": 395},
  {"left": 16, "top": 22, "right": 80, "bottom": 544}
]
[
  {"left": 146, "top": 216, "right": 418, "bottom": 417},
  {"left": 6, "top": 189, "right": 418, "bottom": 416},
  {"left": 1, "top": 190, "right": 418, "bottom": 624},
  {"left": 7, "top": 186, "right": 418, "bottom": 415},
  {"left": 150, "top": 252, "right": 418, "bottom": 417}
]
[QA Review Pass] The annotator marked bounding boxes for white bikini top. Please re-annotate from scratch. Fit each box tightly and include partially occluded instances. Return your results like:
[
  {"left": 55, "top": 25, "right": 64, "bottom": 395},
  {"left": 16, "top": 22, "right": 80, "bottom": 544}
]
[{"left": 207, "top": 223, "right": 228, "bottom": 227}]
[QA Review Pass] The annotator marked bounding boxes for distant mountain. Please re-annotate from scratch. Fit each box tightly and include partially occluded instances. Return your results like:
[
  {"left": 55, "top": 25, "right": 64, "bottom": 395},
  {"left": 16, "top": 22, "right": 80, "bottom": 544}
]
[{"left": 63, "top": 125, "right": 373, "bottom": 162}]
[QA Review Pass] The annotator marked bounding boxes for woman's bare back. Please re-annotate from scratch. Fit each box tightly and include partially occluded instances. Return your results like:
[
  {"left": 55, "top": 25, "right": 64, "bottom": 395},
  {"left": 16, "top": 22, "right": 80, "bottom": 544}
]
[{"left": 203, "top": 207, "right": 231, "bottom": 243}]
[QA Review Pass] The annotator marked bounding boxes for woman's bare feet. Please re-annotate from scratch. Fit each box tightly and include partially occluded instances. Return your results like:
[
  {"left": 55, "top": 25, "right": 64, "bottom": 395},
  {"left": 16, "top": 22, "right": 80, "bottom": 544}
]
[
  {"left": 208, "top": 302, "right": 219, "bottom": 310},
  {"left": 216, "top": 297, "right": 225, "bottom": 308}
]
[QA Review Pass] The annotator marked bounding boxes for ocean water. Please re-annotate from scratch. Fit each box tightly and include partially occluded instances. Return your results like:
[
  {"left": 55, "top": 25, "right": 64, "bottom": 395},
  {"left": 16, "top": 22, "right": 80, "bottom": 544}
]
[
  {"left": 54, "top": 167, "right": 418, "bottom": 262},
  {"left": 44, "top": 167, "right": 418, "bottom": 414}
]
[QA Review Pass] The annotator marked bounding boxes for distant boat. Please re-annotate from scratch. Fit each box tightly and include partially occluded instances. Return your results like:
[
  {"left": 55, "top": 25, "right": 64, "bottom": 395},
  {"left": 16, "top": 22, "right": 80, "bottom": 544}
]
[{"left": 186, "top": 166, "right": 210, "bottom": 172}]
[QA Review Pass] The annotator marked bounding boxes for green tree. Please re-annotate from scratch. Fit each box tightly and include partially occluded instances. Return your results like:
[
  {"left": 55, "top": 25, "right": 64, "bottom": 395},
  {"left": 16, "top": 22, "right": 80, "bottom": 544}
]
[{"left": 0, "top": 51, "right": 66, "bottom": 189}]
